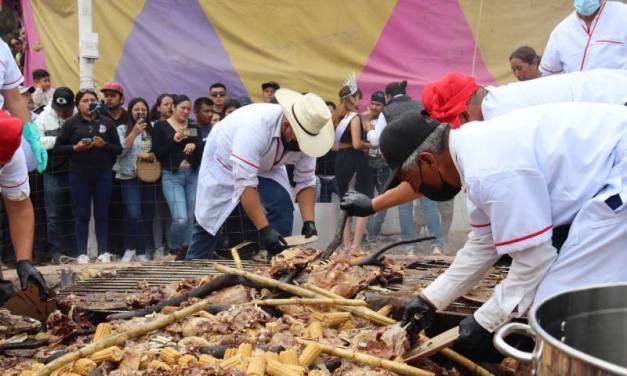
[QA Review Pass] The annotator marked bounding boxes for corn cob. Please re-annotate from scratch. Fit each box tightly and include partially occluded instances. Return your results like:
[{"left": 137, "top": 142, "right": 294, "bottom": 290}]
[
  {"left": 72, "top": 358, "right": 97, "bottom": 375},
  {"left": 308, "top": 371, "right": 327, "bottom": 376},
  {"left": 219, "top": 354, "right": 242, "bottom": 369},
  {"left": 377, "top": 304, "right": 393, "bottom": 317},
  {"left": 89, "top": 346, "right": 124, "bottom": 363},
  {"left": 267, "top": 360, "right": 304, "bottom": 376},
  {"left": 178, "top": 354, "right": 197, "bottom": 368},
  {"left": 278, "top": 348, "right": 299, "bottom": 365},
  {"left": 21, "top": 371, "right": 34, "bottom": 376},
  {"left": 161, "top": 306, "right": 178, "bottom": 314},
  {"left": 159, "top": 347, "right": 181, "bottom": 365},
  {"left": 246, "top": 355, "right": 266, "bottom": 376},
  {"left": 298, "top": 342, "right": 322, "bottom": 367},
  {"left": 147, "top": 359, "right": 172, "bottom": 371},
  {"left": 198, "top": 354, "right": 218, "bottom": 365},
  {"left": 323, "top": 312, "right": 351, "bottom": 326},
  {"left": 289, "top": 322, "right": 305, "bottom": 335},
  {"left": 339, "top": 319, "right": 356, "bottom": 331},
  {"left": 31, "top": 363, "right": 44, "bottom": 371},
  {"left": 265, "top": 321, "right": 280, "bottom": 334},
  {"left": 311, "top": 311, "right": 326, "bottom": 322},
  {"left": 264, "top": 351, "right": 279, "bottom": 363},
  {"left": 237, "top": 342, "right": 253, "bottom": 357},
  {"left": 307, "top": 320, "right": 323, "bottom": 339},
  {"left": 92, "top": 322, "right": 112, "bottom": 342},
  {"left": 223, "top": 347, "right": 238, "bottom": 359}
]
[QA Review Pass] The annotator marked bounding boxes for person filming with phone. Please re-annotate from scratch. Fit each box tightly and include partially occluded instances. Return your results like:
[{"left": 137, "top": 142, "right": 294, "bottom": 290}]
[
  {"left": 53, "top": 89, "right": 122, "bottom": 264},
  {"left": 152, "top": 95, "right": 202, "bottom": 259}
]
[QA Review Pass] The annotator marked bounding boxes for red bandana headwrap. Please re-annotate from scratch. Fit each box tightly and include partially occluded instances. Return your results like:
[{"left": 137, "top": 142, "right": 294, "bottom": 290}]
[
  {"left": 421, "top": 73, "right": 478, "bottom": 128},
  {"left": 0, "top": 111, "right": 24, "bottom": 163}
]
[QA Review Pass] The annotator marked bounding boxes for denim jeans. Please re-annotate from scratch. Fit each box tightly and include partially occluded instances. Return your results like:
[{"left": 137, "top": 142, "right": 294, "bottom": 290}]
[
  {"left": 69, "top": 170, "right": 113, "bottom": 255},
  {"left": 419, "top": 198, "right": 444, "bottom": 248},
  {"left": 317, "top": 176, "right": 339, "bottom": 203},
  {"left": 186, "top": 176, "right": 294, "bottom": 260},
  {"left": 161, "top": 168, "right": 198, "bottom": 250},
  {"left": 43, "top": 173, "right": 76, "bottom": 256},
  {"left": 120, "top": 178, "right": 157, "bottom": 254}
]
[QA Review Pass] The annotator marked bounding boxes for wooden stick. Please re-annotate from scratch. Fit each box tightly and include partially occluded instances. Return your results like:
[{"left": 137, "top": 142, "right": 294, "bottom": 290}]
[
  {"left": 231, "top": 247, "right": 243, "bottom": 271},
  {"left": 213, "top": 264, "right": 393, "bottom": 325},
  {"left": 34, "top": 296, "right": 216, "bottom": 376},
  {"left": 301, "top": 283, "right": 396, "bottom": 325},
  {"left": 249, "top": 298, "right": 367, "bottom": 307},
  {"left": 299, "top": 339, "right": 433, "bottom": 376}
]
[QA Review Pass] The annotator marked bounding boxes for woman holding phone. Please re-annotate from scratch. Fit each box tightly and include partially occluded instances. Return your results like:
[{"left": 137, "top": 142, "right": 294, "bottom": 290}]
[
  {"left": 113, "top": 97, "right": 156, "bottom": 262},
  {"left": 53, "top": 89, "right": 122, "bottom": 264},
  {"left": 152, "top": 95, "right": 202, "bottom": 257}
]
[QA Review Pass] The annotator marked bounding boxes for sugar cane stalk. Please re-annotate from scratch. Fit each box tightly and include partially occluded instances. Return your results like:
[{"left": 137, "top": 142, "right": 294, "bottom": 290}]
[{"left": 249, "top": 297, "right": 367, "bottom": 307}]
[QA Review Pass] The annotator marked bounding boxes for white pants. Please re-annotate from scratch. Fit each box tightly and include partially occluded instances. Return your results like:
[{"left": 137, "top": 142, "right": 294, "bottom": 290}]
[{"left": 534, "top": 155, "right": 627, "bottom": 305}]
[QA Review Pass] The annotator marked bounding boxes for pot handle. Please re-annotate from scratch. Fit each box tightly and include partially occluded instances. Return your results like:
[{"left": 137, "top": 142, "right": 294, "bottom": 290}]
[{"left": 493, "top": 322, "right": 536, "bottom": 362}]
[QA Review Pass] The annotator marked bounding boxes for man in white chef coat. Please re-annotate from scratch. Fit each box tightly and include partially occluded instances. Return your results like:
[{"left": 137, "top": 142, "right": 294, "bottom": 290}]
[
  {"left": 341, "top": 69, "right": 627, "bottom": 227},
  {"left": 186, "top": 89, "right": 334, "bottom": 260},
  {"left": 368, "top": 104, "right": 627, "bottom": 349},
  {"left": 540, "top": 0, "right": 627, "bottom": 75}
]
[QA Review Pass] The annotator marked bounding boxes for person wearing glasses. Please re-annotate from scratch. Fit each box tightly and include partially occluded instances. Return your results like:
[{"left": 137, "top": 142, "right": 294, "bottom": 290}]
[{"left": 209, "top": 83, "right": 227, "bottom": 118}]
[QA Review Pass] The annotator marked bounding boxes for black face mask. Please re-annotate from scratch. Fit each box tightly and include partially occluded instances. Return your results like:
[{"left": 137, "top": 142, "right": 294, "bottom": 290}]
[
  {"left": 418, "top": 160, "right": 460, "bottom": 202},
  {"left": 282, "top": 134, "right": 301, "bottom": 152}
]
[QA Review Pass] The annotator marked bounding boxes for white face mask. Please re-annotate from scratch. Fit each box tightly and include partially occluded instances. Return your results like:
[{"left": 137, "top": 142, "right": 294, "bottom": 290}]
[{"left": 573, "top": 0, "right": 600, "bottom": 16}]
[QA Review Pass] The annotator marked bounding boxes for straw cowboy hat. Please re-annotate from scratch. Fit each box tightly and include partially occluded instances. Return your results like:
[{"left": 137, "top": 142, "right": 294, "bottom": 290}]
[{"left": 275, "top": 88, "right": 334, "bottom": 157}]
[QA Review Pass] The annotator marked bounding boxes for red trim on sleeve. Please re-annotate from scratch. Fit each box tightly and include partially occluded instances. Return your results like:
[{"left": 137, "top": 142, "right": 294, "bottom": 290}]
[
  {"left": 494, "top": 225, "right": 553, "bottom": 247},
  {"left": 295, "top": 168, "right": 314, "bottom": 174},
  {"left": 0, "top": 177, "right": 28, "bottom": 189},
  {"left": 2, "top": 75, "right": 23, "bottom": 87},
  {"left": 230, "top": 154, "right": 259, "bottom": 169},
  {"left": 216, "top": 157, "right": 232, "bottom": 171},
  {"left": 595, "top": 39, "right": 624, "bottom": 45},
  {"left": 470, "top": 223, "right": 491, "bottom": 228},
  {"left": 540, "top": 65, "right": 562, "bottom": 74}
]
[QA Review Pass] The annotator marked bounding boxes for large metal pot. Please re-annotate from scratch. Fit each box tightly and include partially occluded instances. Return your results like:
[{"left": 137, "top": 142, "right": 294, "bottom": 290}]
[{"left": 494, "top": 283, "right": 627, "bottom": 375}]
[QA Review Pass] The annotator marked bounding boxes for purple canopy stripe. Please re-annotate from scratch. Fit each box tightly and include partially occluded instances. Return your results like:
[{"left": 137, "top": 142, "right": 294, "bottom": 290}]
[
  {"left": 114, "top": 0, "right": 247, "bottom": 105},
  {"left": 357, "top": 0, "right": 496, "bottom": 102}
]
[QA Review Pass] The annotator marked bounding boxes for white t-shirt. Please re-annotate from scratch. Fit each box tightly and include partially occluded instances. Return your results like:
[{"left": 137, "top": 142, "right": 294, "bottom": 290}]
[
  {"left": 482, "top": 69, "right": 627, "bottom": 119},
  {"left": 0, "top": 40, "right": 24, "bottom": 108},
  {"left": 0, "top": 146, "right": 30, "bottom": 201},
  {"left": 540, "top": 1, "right": 627, "bottom": 75}
]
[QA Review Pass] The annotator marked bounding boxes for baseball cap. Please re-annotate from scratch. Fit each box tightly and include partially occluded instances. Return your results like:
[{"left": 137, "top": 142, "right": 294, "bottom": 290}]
[
  {"left": 370, "top": 90, "right": 385, "bottom": 104},
  {"left": 262, "top": 81, "right": 280, "bottom": 90},
  {"left": 379, "top": 110, "right": 440, "bottom": 191},
  {"left": 101, "top": 82, "right": 124, "bottom": 96},
  {"left": 52, "top": 87, "right": 75, "bottom": 112},
  {"left": 18, "top": 85, "right": 35, "bottom": 95}
]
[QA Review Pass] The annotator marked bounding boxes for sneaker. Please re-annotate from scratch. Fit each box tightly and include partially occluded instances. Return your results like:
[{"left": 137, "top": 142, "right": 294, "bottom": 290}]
[
  {"left": 121, "top": 249, "right": 136, "bottom": 262},
  {"left": 136, "top": 254, "right": 150, "bottom": 262},
  {"left": 431, "top": 246, "right": 443, "bottom": 256},
  {"left": 97, "top": 252, "right": 113, "bottom": 263},
  {"left": 76, "top": 254, "right": 90, "bottom": 265},
  {"left": 153, "top": 247, "right": 165, "bottom": 260}
]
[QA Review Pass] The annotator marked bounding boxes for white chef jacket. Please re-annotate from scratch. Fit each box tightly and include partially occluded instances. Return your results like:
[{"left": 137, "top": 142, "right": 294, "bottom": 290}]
[
  {"left": 0, "top": 40, "right": 24, "bottom": 108},
  {"left": 195, "top": 104, "right": 316, "bottom": 235},
  {"left": 366, "top": 113, "right": 387, "bottom": 147},
  {"left": 0, "top": 146, "right": 30, "bottom": 201},
  {"left": 423, "top": 102, "right": 627, "bottom": 331},
  {"left": 482, "top": 69, "right": 627, "bottom": 119},
  {"left": 540, "top": 1, "right": 627, "bottom": 75}
]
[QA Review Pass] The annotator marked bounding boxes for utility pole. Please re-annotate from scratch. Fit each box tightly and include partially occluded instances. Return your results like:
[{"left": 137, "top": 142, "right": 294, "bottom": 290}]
[{"left": 77, "top": 0, "right": 98, "bottom": 90}]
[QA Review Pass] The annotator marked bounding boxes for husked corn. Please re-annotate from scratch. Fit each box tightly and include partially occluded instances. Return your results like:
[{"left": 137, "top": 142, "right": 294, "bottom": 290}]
[
  {"left": 246, "top": 355, "right": 266, "bottom": 376},
  {"left": 178, "top": 354, "right": 197, "bottom": 368},
  {"left": 72, "top": 358, "right": 97, "bottom": 375},
  {"left": 267, "top": 360, "right": 304, "bottom": 376},
  {"left": 159, "top": 347, "right": 181, "bottom": 365},
  {"left": 92, "top": 322, "right": 112, "bottom": 342},
  {"left": 198, "top": 354, "right": 218, "bottom": 365},
  {"left": 298, "top": 342, "right": 322, "bottom": 367},
  {"left": 323, "top": 312, "right": 351, "bottom": 326},
  {"left": 308, "top": 371, "right": 328, "bottom": 376},
  {"left": 237, "top": 342, "right": 253, "bottom": 357},
  {"left": 223, "top": 347, "right": 238, "bottom": 359},
  {"left": 278, "top": 348, "right": 299, "bottom": 365},
  {"left": 30, "top": 363, "right": 44, "bottom": 371},
  {"left": 339, "top": 319, "right": 356, "bottom": 331},
  {"left": 377, "top": 304, "right": 393, "bottom": 317},
  {"left": 289, "top": 322, "right": 306, "bottom": 336},
  {"left": 89, "top": 346, "right": 123, "bottom": 363},
  {"left": 311, "top": 311, "right": 325, "bottom": 322},
  {"left": 219, "top": 354, "right": 242, "bottom": 369},
  {"left": 266, "top": 321, "right": 280, "bottom": 334},
  {"left": 307, "top": 320, "right": 323, "bottom": 339},
  {"left": 264, "top": 351, "right": 279, "bottom": 363},
  {"left": 147, "top": 359, "right": 172, "bottom": 371}
]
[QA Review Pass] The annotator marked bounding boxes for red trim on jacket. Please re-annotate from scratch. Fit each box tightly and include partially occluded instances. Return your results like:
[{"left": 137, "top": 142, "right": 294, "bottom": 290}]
[
  {"left": 230, "top": 154, "right": 260, "bottom": 169},
  {"left": 494, "top": 225, "right": 553, "bottom": 247}
]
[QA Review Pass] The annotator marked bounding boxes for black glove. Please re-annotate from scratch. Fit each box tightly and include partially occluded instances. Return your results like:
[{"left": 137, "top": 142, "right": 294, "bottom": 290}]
[
  {"left": 301, "top": 221, "right": 317, "bottom": 238},
  {"left": 259, "top": 225, "right": 287, "bottom": 257},
  {"left": 0, "top": 280, "right": 17, "bottom": 306},
  {"left": 457, "top": 315, "right": 492, "bottom": 350},
  {"left": 401, "top": 295, "right": 436, "bottom": 340},
  {"left": 16, "top": 260, "right": 48, "bottom": 301},
  {"left": 340, "top": 191, "right": 375, "bottom": 217}
]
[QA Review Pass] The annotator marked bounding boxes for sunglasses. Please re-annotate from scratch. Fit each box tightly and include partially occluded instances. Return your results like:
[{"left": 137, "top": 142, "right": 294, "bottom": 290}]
[{"left": 211, "top": 91, "right": 226, "bottom": 98}]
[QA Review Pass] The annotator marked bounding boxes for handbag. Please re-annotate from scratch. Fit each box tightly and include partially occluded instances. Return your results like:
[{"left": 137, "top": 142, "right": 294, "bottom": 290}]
[{"left": 136, "top": 155, "right": 162, "bottom": 183}]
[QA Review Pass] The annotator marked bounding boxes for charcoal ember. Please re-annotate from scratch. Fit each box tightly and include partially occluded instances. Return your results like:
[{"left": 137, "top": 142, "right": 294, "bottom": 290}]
[
  {"left": 268, "top": 247, "right": 322, "bottom": 277},
  {"left": 46, "top": 310, "right": 78, "bottom": 336},
  {"left": 0, "top": 309, "right": 41, "bottom": 339},
  {"left": 307, "top": 260, "right": 381, "bottom": 298}
]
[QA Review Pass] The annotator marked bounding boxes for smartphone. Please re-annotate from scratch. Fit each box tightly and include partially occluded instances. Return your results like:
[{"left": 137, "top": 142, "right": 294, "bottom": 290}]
[
  {"left": 137, "top": 112, "right": 147, "bottom": 122},
  {"left": 182, "top": 128, "right": 198, "bottom": 137},
  {"left": 80, "top": 137, "right": 92, "bottom": 144}
]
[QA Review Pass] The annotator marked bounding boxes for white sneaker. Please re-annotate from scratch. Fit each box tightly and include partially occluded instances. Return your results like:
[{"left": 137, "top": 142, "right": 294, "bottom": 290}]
[
  {"left": 121, "top": 249, "right": 136, "bottom": 262},
  {"left": 97, "top": 252, "right": 113, "bottom": 263},
  {"left": 76, "top": 254, "right": 90, "bottom": 264},
  {"left": 431, "top": 246, "right": 443, "bottom": 256},
  {"left": 136, "top": 254, "right": 150, "bottom": 262},
  {"left": 153, "top": 247, "right": 165, "bottom": 260}
]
